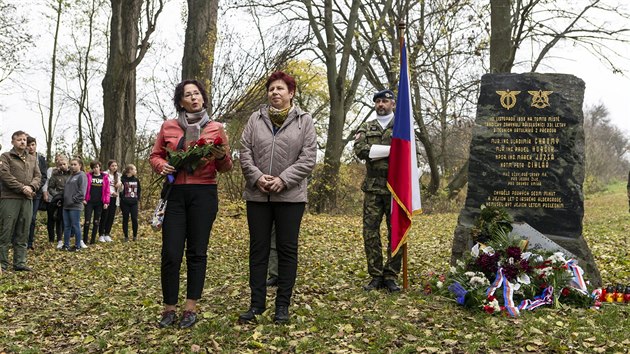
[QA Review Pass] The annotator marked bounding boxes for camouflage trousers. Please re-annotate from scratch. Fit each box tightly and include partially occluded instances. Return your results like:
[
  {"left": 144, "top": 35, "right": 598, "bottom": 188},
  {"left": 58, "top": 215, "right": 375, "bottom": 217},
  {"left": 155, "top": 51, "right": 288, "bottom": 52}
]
[{"left": 362, "top": 192, "right": 401, "bottom": 280}]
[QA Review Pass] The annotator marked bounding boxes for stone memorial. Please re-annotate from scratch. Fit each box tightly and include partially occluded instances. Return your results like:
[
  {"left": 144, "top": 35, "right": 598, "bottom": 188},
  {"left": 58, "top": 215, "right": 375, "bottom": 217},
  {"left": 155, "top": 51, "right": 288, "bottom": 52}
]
[{"left": 451, "top": 73, "right": 602, "bottom": 286}]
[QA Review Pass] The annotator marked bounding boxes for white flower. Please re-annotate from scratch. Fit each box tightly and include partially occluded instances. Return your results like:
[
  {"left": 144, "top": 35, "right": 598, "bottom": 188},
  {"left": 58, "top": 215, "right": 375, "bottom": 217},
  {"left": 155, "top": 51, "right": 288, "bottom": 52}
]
[
  {"left": 450, "top": 266, "right": 457, "bottom": 274},
  {"left": 470, "top": 276, "right": 490, "bottom": 287},
  {"left": 547, "top": 252, "right": 566, "bottom": 264},
  {"left": 471, "top": 243, "right": 480, "bottom": 258},
  {"left": 464, "top": 271, "right": 476, "bottom": 278},
  {"left": 487, "top": 298, "right": 501, "bottom": 312},
  {"left": 508, "top": 257, "right": 515, "bottom": 265},
  {"left": 456, "top": 259, "right": 466, "bottom": 268},
  {"left": 436, "top": 281, "right": 443, "bottom": 289},
  {"left": 517, "top": 273, "right": 531, "bottom": 285},
  {"left": 536, "top": 267, "right": 553, "bottom": 277}
]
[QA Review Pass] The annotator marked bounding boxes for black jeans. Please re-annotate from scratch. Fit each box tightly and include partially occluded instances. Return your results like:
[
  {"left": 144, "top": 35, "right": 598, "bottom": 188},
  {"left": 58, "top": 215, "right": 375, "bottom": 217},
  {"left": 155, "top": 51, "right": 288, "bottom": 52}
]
[
  {"left": 99, "top": 196, "right": 117, "bottom": 236},
  {"left": 120, "top": 199, "right": 138, "bottom": 239},
  {"left": 27, "top": 197, "right": 42, "bottom": 247},
  {"left": 83, "top": 200, "right": 103, "bottom": 244},
  {"left": 161, "top": 184, "right": 218, "bottom": 305},
  {"left": 246, "top": 201, "right": 305, "bottom": 308},
  {"left": 46, "top": 202, "right": 63, "bottom": 242}
]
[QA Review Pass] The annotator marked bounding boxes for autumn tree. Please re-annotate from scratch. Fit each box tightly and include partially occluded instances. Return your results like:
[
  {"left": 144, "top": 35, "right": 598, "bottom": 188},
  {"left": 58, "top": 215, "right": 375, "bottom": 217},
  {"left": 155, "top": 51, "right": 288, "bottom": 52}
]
[
  {"left": 38, "top": 0, "right": 65, "bottom": 162},
  {"left": 302, "top": 0, "right": 394, "bottom": 212},
  {"left": 356, "top": 0, "right": 486, "bottom": 196},
  {"left": 490, "top": 0, "right": 630, "bottom": 73},
  {"left": 0, "top": 0, "right": 33, "bottom": 86},
  {"left": 100, "top": 0, "right": 164, "bottom": 165},
  {"left": 583, "top": 103, "right": 630, "bottom": 192},
  {"left": 56, "top": 0, "right": 108, "bottom": 159}
]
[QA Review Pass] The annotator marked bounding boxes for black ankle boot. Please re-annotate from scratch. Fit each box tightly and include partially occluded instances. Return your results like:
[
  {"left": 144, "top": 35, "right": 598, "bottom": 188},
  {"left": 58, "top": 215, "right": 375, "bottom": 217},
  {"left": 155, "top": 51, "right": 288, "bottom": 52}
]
[
  {"left": 274, "top": 305, "right": 289, "bottom": 324},
  {"left": 238, "top": 307, "right": 265, "bottom": 324}
]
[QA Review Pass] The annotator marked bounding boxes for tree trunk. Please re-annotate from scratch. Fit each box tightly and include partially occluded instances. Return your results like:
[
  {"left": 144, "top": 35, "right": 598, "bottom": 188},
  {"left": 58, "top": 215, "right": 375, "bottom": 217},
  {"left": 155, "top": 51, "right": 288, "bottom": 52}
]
[
  {"left": 411, "top": 83, "right": 440, "bottom": 195},
  {"left": 101, "top": 0, "right": 163, "bottom": 165},
  {"left": 182, "top": 0, "right": 219, "bottom": 111},
  {"left": 76, "top": 0, "right": 98, "bottom": 159},
  {"left": 490, "top": 0, "right": 512, "bottom": 73},
  {"left": 46, "top": 0, "right": 63, "bottom": 163},
  {"left": 311, "top": 98, "right": 345, "bottom": 212},
  {"left": 306, "top": 0, "right": 393, "bottom": 213}
]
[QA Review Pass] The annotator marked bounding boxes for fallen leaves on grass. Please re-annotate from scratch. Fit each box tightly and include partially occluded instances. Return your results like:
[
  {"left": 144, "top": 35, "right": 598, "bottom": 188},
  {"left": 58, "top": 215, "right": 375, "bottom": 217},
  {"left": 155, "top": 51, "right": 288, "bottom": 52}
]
[{"left": 0, "top": 185, "right": 628, "bottom": 353}]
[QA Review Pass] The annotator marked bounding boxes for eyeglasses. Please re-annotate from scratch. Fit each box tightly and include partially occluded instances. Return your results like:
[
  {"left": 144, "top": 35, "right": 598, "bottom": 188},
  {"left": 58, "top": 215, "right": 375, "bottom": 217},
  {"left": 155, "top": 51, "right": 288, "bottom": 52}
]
[{"left": 183, "top": 92, "right": 202, "bottom": 100}]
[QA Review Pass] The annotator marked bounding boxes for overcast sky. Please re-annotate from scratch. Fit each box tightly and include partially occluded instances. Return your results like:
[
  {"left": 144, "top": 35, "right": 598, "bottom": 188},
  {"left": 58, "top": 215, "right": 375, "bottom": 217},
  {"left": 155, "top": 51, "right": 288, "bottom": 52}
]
[{"left": 0, "top": 0, "right": 629, "bottom": 152}]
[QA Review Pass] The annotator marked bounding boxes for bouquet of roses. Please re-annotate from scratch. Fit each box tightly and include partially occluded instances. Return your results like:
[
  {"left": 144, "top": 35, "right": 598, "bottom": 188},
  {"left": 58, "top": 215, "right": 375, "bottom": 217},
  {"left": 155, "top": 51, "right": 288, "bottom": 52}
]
[
  {"left": 151, "top": 135, "right": 223, "bottom": 231},
  {"left": 163, "top": 136, "right": 223, "bottom": 184}
]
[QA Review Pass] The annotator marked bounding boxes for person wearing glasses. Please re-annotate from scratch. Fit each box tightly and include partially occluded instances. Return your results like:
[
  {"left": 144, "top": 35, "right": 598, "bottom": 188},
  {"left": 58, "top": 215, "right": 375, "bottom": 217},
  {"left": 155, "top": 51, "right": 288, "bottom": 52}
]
[{"left": 150, "top": 79, "right": 232, "bottom": 329}]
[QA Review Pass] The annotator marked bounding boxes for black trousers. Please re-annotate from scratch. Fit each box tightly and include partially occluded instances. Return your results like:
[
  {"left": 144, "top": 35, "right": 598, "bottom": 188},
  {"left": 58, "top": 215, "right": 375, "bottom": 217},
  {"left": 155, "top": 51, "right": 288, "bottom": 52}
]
[
  {"left": 46, "top": 202, "right": 63, "bottom": 242},
  {"left": 246, "top": 201, "right": 305, "bottom": 308},
  {"left": 120, "top": 199, "right": 138, "bottom": 239},
  {"left": 99, "top": 196, "right": 117, "bottom": 236},
  {"left": 27, "top": 197, "right": 42, "bottom": 247},
  {"left": 161, "top": 184, "right": 217, "bottom": 305},
  {"left": 83, "top": 200, "right": 103, "bottom": 244}
]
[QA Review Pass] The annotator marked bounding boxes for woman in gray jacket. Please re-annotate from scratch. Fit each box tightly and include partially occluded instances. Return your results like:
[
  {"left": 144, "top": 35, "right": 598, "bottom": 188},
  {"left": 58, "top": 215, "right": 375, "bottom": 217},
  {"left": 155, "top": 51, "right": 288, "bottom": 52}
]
[{"left": 238, "top": 71, "right": 317, "bottom": 324}]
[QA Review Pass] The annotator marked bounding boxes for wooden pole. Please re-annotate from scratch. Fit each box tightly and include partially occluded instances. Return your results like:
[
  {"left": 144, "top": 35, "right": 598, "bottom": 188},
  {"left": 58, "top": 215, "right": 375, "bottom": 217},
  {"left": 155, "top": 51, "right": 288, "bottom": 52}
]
[{"left": 398, "top": 12, "right": 409, "bottom": 291}]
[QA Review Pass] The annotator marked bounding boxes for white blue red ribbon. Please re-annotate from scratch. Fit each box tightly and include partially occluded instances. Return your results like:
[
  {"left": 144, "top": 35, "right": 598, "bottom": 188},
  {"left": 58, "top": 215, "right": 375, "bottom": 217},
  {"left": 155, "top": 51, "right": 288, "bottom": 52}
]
[
  {"left": 518, "top": 286, "right": 554, "bottom": 311},
  {"left": 486, "top": 268, "right": 520, "bottom": 317},
  {"left": 566, "top": 259, "right": 588, "bottom": 295}
]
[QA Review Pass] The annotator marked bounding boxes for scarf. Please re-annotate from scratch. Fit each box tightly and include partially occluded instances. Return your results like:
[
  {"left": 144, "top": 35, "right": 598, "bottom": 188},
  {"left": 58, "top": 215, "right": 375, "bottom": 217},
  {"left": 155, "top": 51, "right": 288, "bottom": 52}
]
[
  {"left": 376, "top": 113, "right": 394, "bottom": 129},
  {"left": 177, "top": 109, "right": 210, "bottom": 144},
  {"left": 268, "top": 105, "right": 292, "bottom": 129}
]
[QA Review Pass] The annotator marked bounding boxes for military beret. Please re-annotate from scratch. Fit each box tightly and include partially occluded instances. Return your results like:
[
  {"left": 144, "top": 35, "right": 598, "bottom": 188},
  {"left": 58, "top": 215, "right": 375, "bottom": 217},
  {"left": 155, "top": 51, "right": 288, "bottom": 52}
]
[{"left": 373, "top": 89, "right": 395, "bottom": 102}]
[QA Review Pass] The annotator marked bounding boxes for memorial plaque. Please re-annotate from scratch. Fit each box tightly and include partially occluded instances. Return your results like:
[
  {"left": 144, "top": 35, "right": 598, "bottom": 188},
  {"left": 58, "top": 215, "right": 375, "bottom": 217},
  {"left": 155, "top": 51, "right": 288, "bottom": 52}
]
[{"left": 451, "top": 73, "right": 601, "bottom": 286}]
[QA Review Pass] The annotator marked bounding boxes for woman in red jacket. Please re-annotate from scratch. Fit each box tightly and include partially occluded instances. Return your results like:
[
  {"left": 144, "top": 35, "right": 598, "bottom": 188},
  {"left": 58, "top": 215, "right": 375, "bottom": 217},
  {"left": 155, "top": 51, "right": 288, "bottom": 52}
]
[{"left": 149, "top": 79, "right": 232, "bottom": 329}]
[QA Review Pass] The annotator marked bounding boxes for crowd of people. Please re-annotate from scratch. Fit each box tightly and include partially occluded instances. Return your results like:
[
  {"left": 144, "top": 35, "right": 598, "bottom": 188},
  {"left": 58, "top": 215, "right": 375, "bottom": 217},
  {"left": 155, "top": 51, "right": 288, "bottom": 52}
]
[
  {"left": 0, "top": 133, "right": 142, "bottom": 272},
  {"left": 1, "top": 71, "right": 404, "bottom": 330}
]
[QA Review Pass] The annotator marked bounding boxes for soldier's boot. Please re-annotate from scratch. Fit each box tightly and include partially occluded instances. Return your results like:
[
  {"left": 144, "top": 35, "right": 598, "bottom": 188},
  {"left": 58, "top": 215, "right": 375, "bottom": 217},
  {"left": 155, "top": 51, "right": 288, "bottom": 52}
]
[{"left": 363, "top": 277, "right": 383, "bottom": 291}]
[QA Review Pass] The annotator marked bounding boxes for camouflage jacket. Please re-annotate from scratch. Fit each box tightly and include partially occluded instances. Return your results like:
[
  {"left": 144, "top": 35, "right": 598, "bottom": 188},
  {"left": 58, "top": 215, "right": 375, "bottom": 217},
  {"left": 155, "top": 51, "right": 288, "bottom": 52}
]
[{"left": 353, "top": 119, "right": 394, "bottom": 195}]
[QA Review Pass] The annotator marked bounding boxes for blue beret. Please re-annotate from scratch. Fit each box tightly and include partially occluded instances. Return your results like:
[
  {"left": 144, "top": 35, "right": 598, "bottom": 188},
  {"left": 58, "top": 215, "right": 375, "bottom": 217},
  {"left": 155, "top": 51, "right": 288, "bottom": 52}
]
[{"left": 373, "top": 89, "right": 395, "bottom": 101}]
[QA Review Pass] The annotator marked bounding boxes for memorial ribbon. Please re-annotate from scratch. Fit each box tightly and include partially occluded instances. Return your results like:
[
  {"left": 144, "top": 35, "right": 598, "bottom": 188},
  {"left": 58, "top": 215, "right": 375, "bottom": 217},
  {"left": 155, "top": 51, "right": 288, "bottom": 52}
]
[
  {"left": 518, "top": 286, "right": 554, "bottom": 311},
  {"left": 566, "top": 259, "right": 588, "bottom": 295},
  {"left": 486, "top": 268, "right": 520, "bottom": 317}
]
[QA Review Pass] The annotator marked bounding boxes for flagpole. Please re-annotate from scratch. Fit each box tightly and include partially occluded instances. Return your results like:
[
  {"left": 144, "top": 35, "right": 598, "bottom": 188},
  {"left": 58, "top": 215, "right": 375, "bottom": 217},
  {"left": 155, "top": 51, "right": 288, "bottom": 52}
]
[{"left": 398, "top": 6, "right": 409, "bottom": 292}]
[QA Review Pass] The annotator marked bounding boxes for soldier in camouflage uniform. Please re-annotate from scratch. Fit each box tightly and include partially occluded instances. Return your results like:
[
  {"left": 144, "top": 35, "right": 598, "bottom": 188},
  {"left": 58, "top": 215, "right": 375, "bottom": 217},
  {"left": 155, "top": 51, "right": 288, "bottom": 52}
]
[{"left": 353, "top": 89, "right": 402, "bottom": 293}]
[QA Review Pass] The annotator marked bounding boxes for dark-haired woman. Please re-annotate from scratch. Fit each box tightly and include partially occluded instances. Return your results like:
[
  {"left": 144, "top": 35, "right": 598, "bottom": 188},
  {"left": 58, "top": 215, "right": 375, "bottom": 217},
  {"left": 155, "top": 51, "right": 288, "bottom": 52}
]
[
  {"left": 150, "top": 79, "right": 232, "bottom": 329},
  {"left": 99, "top": 159, "right": 122, "bottom": 242},
  {"left": 238, "top": 71, "right": 317, "bottom": 324},
  {"left": 83, "top": 161, "right": 110, "bottom": 246}
]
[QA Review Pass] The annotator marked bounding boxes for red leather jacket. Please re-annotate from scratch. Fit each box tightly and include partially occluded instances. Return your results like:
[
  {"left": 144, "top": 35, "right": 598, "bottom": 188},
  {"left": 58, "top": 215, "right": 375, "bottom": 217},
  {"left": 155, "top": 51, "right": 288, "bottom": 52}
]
[{"left": 149, "top": 119, "right": 232, "bottom": 184}]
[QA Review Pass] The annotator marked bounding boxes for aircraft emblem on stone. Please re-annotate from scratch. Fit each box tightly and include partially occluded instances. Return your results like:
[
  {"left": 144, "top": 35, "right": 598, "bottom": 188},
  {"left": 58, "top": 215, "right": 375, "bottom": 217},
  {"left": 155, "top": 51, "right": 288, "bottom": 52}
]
[
  {"left": 496, "top": 90, "right": 521, "bottom": 110},
  {"left": 528, "top": 90, "right": 553, "bottom": 109}
]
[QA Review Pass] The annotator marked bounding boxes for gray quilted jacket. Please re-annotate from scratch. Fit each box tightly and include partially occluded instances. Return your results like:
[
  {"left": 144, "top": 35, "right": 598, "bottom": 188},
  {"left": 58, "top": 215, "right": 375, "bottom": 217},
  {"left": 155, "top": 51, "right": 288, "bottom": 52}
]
[{"left": 240, "top": 105, "right": 317, "bottom": 203}]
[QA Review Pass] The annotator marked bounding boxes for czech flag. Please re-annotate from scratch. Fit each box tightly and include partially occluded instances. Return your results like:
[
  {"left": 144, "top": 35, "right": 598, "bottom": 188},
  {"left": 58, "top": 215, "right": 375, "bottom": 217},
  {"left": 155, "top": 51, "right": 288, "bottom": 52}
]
[{"left": 387, "top": 42, "right": 422, "bottom": 256}]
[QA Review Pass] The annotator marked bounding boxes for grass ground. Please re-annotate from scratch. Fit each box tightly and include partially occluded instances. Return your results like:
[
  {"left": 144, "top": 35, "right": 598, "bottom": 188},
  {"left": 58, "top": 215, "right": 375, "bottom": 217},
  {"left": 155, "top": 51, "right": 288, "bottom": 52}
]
[{"left": 0, "top": 183, "right": 628, "bottom": 353}]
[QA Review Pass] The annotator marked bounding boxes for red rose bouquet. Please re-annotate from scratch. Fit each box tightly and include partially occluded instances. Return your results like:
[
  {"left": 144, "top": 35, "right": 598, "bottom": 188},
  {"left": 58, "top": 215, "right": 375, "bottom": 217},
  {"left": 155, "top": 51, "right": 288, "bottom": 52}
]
[{"left": 163, "top": 136, "right": 223, "bottom": 184}]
